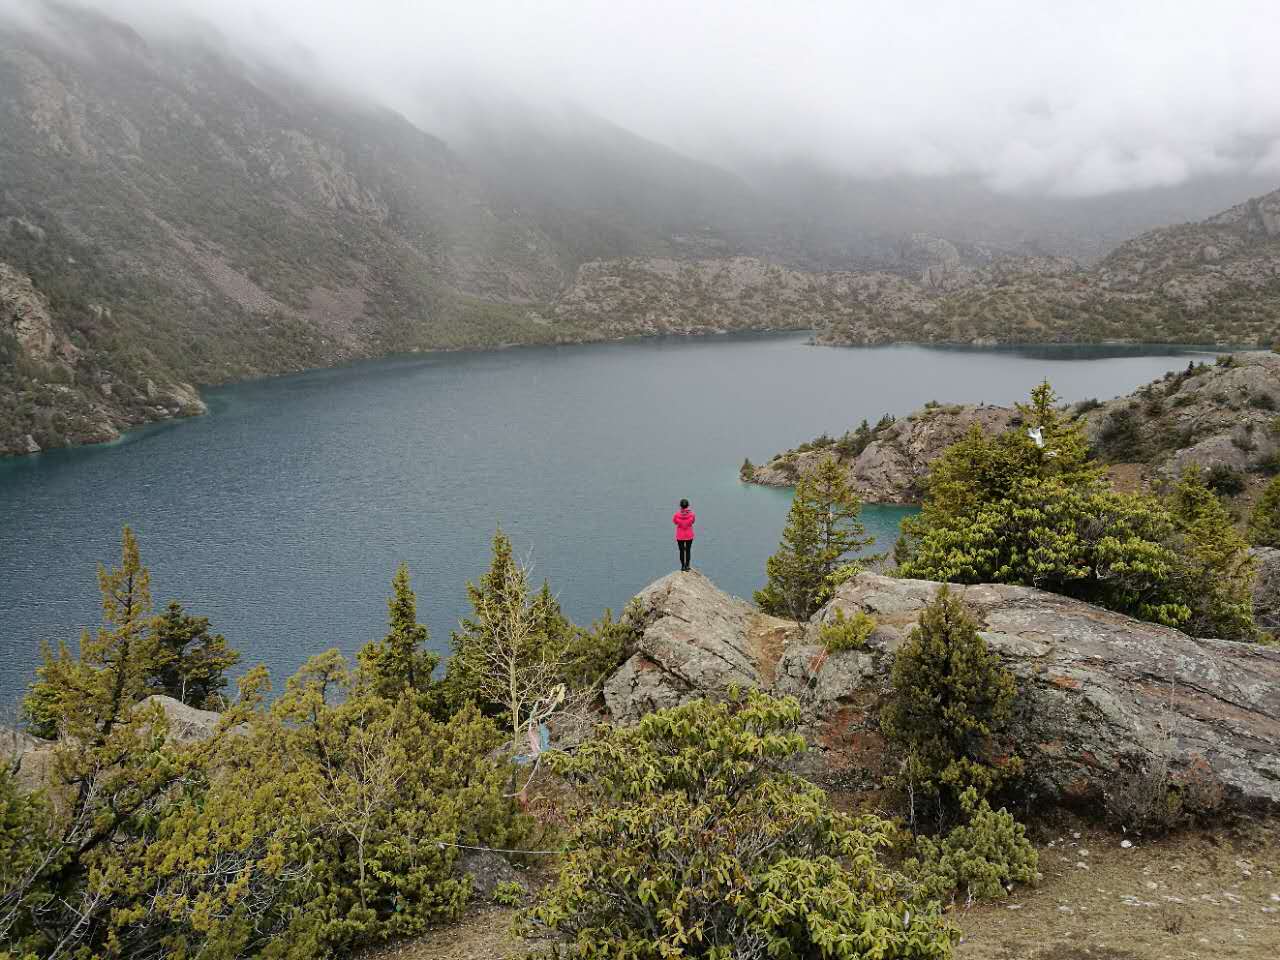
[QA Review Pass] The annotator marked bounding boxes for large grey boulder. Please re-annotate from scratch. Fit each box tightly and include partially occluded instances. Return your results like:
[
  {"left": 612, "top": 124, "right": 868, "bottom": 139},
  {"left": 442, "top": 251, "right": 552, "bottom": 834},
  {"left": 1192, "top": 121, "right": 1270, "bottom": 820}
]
[
  {"left": 1, "top": 696, "right": 226, "bottom": 796},
  {"left": 1, "top": 726, "right": 59, "bottom": 793},
  {"left": 138, "top": 695, "right": 224, "bottom": 744},
  {"left": 603, "top": 571, "right": 1280, "bottom": 810},
  {"left": 602, "top": 571, "right": 802, "bottom": 725},
  {"left": 816, "top": 574, "right": 1280, "bottom": 809}
]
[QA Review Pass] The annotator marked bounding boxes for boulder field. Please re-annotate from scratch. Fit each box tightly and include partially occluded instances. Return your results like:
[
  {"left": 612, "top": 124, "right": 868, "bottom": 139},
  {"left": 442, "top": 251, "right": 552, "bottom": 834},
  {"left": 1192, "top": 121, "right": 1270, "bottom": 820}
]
[{"left": 603, "top": 570, "right": 1280, "bottom": 812}]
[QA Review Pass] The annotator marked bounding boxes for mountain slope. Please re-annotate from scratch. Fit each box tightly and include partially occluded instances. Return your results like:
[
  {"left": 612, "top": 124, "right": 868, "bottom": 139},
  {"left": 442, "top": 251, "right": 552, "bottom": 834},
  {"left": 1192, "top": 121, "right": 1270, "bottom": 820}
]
[
  {"left": 813, "top": 188, "right": 1280, "bottom": 347},
  {"left": 446, "top": 101, "right": 770, "bottom": 265},
  {"left": 0, "top": 3, "right": 579, "bottom": 454}
]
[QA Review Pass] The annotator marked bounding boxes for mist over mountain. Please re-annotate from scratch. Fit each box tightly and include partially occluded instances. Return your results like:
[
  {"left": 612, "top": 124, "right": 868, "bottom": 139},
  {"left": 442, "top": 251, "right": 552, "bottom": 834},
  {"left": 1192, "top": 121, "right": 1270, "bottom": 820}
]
[{"left": 1, "top": 0, "right": 1278, "bottom": 456}]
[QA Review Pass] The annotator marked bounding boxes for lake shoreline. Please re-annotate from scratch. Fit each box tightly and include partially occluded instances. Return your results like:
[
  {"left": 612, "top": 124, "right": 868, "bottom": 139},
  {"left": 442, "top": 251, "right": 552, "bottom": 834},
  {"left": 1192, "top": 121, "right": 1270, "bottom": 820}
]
[
  {"left": 1, "top": 327, "right": 1245, "bottom": 461},
  {"left": 0, "top": 336, "right": 1220, "bottom": 708}
]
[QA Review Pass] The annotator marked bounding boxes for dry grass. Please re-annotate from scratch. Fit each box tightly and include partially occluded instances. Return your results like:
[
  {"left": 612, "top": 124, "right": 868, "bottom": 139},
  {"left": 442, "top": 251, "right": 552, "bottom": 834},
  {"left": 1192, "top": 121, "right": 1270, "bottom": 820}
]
[
  {"left": 371, "top": 816, "right": 1280, "bottom": 960},
  {"left": 952, "top": 818, "right": 1280, "bottom": 960}
]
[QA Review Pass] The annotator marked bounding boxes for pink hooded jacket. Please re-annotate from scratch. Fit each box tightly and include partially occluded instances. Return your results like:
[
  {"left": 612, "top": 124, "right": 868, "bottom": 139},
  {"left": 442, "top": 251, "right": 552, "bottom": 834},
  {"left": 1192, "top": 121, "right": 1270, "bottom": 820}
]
[{"left": 672, "top": 508, "right": 695, "bottom": 541}]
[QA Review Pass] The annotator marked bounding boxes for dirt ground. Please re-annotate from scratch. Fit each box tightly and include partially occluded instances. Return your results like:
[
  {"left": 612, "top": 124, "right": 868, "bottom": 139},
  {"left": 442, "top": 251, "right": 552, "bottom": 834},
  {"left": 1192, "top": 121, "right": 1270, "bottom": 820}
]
[
  {"left": 368, "top": 819, "right": 1280, "bottom": 960},
  {"left": 953, "top": 819, "right": 1280, "bottom": 960}
]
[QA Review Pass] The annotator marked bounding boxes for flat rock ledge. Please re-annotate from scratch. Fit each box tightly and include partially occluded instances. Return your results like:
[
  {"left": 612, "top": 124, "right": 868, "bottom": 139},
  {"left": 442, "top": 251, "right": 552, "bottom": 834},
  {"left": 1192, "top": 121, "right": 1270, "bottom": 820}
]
[{"left": 603, "top": 571, "right": 1280, "bottom": 812}]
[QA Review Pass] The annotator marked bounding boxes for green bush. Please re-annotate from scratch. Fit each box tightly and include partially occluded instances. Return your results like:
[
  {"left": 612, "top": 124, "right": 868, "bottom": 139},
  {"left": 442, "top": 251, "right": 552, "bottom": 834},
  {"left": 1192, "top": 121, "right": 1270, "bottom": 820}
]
[
  {"left": 1094, "top": 405, "right": 1146, "bottom": 461},
  {"left": 1249, "top": 476, "right": 1280, "bottom": 547},
  {"left": 565, "top": 598, "right": 643, "bottom": 689},
  {"left": 818, "top": 608, "right": 877, "bottom": 652},
  {"left": 1250, "top": 392, "right": 1277, "bottom": 411},
  {"left": 1166, "top": 469, "right": 1257, "bottom": 641},
  {"left": 4, "top": 535, "right": 529, "bottom": 960},
  {"left": 898, "top": 383, "right": 1256, "bottom": 636},
  {"left": 880, "top": 587, "right": 1021, "bottom": 819},
  {"left": 1253, "top": 449, "right": 1280, "bottom": 476},
  {"left": 492, "top": 880, "right": 526, "bottom": 907},
  {"left": 908, "top": 788, "right": 1038, "bottom": 903},
  {"left": 1206, "top": 463, "right": 1247, "bottom": 496},
  {"left": 525, "top": 690, "right": 958, "bottom": 959}
]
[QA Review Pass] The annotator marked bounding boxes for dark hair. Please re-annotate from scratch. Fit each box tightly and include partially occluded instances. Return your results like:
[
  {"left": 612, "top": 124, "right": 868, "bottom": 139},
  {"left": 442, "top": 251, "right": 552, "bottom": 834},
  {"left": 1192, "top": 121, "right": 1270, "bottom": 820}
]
[{"left": 679, "top": 499, "right": 689, "bottom": 509}]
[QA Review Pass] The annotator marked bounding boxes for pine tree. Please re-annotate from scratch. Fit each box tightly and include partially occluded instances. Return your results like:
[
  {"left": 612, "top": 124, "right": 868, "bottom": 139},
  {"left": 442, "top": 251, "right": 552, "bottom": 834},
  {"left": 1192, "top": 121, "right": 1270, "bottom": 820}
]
[
  {"left": 1168, "top": 468, "right": 1257, "bottom": 640},
  {"left": 25, "top": 526, "right": 165, "bottom": 739},
  {"left": 755, "top": 455, "right": 872, "bottom": 621},
  {"left": 445, "top": 529, "right": 519, "bottom": 713},
  {"left": 150, "top": 602, "right": 241, "bottom": 709},
  {"left": 356, "top": 564, "right": 440, "bottom": 704},
  {"left": 444, "top": 533, "right": 576, "bottom": 741},
  {"left": 1249, "top": 475, "right": 1280, "bottom": 547},
  {"left": 12, "top": 529, "right": 204, "bottom": 950},
  {"left": 880, "top": 587, "right": 1019, "bottom": 818},
  {"left": 444, "top": 530, "right": 581, "bottom": 731}
]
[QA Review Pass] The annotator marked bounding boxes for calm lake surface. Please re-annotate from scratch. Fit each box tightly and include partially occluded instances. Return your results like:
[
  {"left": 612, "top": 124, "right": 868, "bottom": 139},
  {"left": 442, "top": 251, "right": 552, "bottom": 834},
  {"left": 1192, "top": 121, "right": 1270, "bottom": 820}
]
[{"left": 0, "top": 334, "right": 1219, "bottom": 707}]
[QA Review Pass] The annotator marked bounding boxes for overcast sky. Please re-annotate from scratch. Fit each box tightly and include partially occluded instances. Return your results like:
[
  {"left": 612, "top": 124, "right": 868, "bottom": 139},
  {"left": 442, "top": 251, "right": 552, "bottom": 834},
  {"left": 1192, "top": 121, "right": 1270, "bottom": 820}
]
[{"left": 7, "top": 0, "right": 1280, "bottom": 196}]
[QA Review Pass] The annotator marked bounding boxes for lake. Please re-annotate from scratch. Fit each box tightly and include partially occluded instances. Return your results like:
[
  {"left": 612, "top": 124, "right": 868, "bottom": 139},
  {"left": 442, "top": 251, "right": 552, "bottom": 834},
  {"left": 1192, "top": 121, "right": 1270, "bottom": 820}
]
[{"left": 0, "top": 334, "right": 1219, "bottom": 708}]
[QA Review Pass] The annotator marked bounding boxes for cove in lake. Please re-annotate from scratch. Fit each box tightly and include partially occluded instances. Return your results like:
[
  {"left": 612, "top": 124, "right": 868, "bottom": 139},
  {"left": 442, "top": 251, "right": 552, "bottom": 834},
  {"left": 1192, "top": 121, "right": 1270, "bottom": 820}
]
[{"left": 0, "top": 334, "right": 1219, "bottom": 707}]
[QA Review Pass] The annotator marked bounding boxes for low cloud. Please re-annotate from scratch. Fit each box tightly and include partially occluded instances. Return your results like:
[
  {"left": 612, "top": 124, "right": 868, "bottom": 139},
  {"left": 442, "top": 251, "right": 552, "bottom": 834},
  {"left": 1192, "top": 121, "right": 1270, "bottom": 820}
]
[{"left": 5, "top": 0, "right": 1280, "bottom": 197}]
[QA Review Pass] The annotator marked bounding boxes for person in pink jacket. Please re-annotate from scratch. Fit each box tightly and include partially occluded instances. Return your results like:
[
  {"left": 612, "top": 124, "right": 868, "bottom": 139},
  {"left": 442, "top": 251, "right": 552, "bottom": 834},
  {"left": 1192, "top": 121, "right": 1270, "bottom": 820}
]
[{"left": 672, "top": 498, "right": 695, "bottom": 571}]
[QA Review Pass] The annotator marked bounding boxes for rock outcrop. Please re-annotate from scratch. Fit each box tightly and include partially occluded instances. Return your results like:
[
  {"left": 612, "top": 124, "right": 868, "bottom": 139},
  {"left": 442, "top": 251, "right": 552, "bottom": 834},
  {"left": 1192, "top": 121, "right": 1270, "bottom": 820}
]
[
  {"left": 747, "top": 402, "right": 1017, "bottom": 503},
  {"left": 1083, "top": 352, "right": 1280, "bottom": 494},
  {"left": 602, "top": 571, "right": 803, "bottom": 724},
  {"left": 818, "top": 575, "right": 1280, "bottom": 810},
  {"left": 604, "top": 572, "right": 1280, "bottom": 811},
  {"left": 0, "top": 260, "right": 76, "bottom": 364},
  {"left": 1, "top": 695, "right": 226, "bottom": 795},
  {"left": 138, "top": 695, "right": 224, "bottom": 744},
  {"left": 1, "top": 725, "right": 58, "bottom": 793}
]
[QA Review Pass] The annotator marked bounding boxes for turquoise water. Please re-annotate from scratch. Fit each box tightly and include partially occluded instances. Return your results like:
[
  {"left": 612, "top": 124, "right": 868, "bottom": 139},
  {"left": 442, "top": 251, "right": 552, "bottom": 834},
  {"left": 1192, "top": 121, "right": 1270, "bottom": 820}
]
[{"left": 0, "top": 335, "right": 1218, "bottom": 707}]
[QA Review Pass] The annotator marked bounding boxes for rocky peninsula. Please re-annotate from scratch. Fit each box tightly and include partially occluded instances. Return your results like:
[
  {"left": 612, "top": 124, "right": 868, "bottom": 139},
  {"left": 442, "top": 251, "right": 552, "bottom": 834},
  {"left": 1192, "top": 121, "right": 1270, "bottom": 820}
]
[{"left": 745, "top": 350, "right": 1280, "bottom": 508}]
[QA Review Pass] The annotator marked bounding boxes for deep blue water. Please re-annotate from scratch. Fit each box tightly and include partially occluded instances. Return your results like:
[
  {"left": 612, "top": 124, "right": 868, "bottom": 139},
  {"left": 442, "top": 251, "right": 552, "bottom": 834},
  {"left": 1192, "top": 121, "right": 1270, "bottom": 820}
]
[{"left": 0, "top": 334, "right": 1218, "bottom": 708}]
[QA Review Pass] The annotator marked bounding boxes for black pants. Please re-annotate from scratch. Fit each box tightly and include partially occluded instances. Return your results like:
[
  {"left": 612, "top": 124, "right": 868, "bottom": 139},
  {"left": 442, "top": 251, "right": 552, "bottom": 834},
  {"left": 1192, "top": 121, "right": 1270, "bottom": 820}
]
[{"left": 677, "top": 539, "right": 692, "bottom": 570}]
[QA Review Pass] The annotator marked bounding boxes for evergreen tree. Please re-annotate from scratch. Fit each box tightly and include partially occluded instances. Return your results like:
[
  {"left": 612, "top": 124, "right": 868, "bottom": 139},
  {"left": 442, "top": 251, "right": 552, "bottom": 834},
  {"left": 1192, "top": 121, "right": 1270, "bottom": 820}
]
[
  {"left": 444, "top": 529, "right": 520, "bottom": 714},
  {"left": 150, "top": 601, "right": 241, "bottom": 709},
  {"left": 1249, "top": 475, "right": 1280, "bottom": 547},
  {"left": 445, "top": 530, "right": 585, "bottom": 732},
  {"left": 10, "top": 529, "right": 206, "bottom": 955},
  {"left": 532, "top": 580, "right": 580, "bottom": 661},
  {"left": 880, "top": 587, "right": 1020, "bottom": 819},
  {"left": 25, "top": 525, "right": 165, "bottom": 739},
  {"left": 356, "top": 563, "right": 440, "bottom": 704},
  {"left": 893, "top": 382, "right": 1254, "bottom": 632},
  {"left": 1168, "top": 468, "right": 1257, "bottom": 640},
  {"left": 755, "top": 455, "right": 872, "bottom": 620}
]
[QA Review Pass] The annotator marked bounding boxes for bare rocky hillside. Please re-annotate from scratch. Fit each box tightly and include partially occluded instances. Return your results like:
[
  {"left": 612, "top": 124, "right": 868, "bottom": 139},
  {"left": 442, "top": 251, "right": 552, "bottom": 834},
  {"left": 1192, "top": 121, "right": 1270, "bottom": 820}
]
[{"left": 815, "top": 188, "right": 1280, "bottom": 347}]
